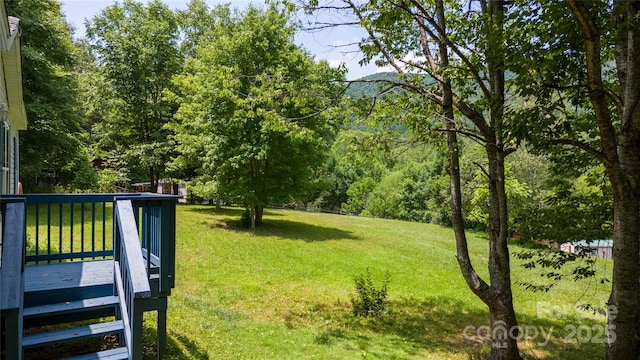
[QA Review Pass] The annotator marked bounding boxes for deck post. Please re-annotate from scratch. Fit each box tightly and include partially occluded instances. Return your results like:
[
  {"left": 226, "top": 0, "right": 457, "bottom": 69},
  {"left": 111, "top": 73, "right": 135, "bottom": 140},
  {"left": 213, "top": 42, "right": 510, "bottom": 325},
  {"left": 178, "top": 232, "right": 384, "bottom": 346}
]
[
  {"left": 4, "top": 308, "right": 23, "bottom": 360},
  {"left": 160, "top": 199, "right": 176, "bottom": 293},
  {"left": 157, "top": 307, "right": 167, "bottom": 359},
  {"left": 1, "top": 200, "right": 25, "bottom": 360},
  {"left": 131, "top": 299, "right": 144, "bottom": 360}
]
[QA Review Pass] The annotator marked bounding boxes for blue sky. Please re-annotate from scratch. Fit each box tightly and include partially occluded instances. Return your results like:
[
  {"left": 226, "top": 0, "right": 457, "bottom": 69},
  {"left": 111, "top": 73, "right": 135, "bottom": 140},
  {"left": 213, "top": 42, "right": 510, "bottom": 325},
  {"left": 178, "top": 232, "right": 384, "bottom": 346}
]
[{"left": 59, "top": 0, "right": 380, "bottom": 79}]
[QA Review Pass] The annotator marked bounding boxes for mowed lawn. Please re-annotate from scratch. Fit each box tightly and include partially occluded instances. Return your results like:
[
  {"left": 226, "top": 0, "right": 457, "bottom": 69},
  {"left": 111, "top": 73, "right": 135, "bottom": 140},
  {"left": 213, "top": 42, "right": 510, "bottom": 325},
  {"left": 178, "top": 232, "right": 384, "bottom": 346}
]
[{"left": 143, "top": 205, "right": 609, "bottom": 360}]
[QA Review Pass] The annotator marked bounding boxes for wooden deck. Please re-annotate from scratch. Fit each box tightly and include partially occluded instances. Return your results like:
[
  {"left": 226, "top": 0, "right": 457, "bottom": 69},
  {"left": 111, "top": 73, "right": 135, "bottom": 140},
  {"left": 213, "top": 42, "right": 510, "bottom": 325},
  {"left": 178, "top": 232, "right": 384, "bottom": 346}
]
[
  {"left": 25, "top": 260, "right": 113, "bottom": 292},
  {"left": 24, "top": 260, "right": 114, "bottom": 308},
  {"left": 0, "top": 194, "right": 178, "bottom": 359}
]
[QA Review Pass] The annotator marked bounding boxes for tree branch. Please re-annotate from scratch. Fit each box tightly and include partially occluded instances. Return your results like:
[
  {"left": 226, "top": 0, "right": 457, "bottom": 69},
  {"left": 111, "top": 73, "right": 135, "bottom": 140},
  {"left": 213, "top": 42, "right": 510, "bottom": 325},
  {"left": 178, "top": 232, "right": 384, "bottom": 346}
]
[
  {"left": 548, "top": 138, "right": 608, "bottom": 165},
  {"left": 408, "top": 0, "right": 492, "bottom": 100},
  {"left": 435, "top": 127, "right": 488, "bottom": 144}
]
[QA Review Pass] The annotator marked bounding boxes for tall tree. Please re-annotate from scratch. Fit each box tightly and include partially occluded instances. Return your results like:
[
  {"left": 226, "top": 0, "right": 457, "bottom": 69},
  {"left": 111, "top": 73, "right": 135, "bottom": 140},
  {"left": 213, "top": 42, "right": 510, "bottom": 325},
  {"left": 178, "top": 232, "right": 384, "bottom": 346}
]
[
  {"left": 510, "top": 1, "right": 640, "bottom": 358},
  {"left": 6, "top": 0, "right": 92, "bottom": 191},
  {"left": 172, "top": 4, "right": 344, "bottom": 227},
  {"left": 86, "top": 0, "right": 181, "bottom": 190},
  {"left": 177, "top": 0, "right": 232, "bottom": 59},
  {"left": 299, "top": 1, "right": 522, "bottom": 357}
]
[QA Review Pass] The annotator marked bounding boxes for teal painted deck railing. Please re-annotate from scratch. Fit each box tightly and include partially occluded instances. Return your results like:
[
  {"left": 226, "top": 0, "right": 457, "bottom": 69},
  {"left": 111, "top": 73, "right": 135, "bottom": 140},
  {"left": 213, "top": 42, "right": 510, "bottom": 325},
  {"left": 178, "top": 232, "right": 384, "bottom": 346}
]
[
  {"left": 0, "top": 198, "right": 25, "bottom": 360},
  {"left": 24, "top": 194, "right": 116, "bottom": 263},
  {"left": 132, "top": 196, "right": 177, "bottom": 295},
  {"left": 114, "top": 199, "right": 151, "bottom": 359},
  {"left": 21, "top": 193, "right": 178, "bottom": 295},
  {"left": 0, "top": 193, "right": 177, "bottom": 359}
]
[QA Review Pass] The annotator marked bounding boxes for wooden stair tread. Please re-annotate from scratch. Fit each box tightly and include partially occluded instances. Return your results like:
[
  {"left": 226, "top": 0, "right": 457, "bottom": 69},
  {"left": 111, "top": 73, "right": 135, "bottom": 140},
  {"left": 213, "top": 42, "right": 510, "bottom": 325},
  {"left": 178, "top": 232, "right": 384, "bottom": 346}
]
[
  {"left": 23, "top": 320, "right": 124, "bottom": 348},
  {"left": 24, "top": 260, "right": 114, "bottom": 293},
  {"left": 63, "top": 347, "right": 129, "bottom": 360},
  {"left": 24, "top": 295, "right": 119, "bottom": 319}
]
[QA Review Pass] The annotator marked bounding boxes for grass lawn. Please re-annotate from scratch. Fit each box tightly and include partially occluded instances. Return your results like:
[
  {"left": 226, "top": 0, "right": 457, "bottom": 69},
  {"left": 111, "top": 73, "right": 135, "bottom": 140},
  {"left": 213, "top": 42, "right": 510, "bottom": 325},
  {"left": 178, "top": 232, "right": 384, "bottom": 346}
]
[{"left": 140, "top": 206, "right": 610, "bottom": 360}]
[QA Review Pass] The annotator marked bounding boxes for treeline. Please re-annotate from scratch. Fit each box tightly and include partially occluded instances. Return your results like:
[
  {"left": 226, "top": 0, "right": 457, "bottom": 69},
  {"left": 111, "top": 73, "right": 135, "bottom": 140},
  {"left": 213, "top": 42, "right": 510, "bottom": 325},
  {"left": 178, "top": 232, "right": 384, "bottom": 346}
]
[
  {"left": 323, "top": 112, "right": 611, "bottom": 245},
  {"left": 12, "top": 0, "right": 343, "bottom": 228},
  {"left": 9, "top": 0, "right": 611, "bottom": 242}
]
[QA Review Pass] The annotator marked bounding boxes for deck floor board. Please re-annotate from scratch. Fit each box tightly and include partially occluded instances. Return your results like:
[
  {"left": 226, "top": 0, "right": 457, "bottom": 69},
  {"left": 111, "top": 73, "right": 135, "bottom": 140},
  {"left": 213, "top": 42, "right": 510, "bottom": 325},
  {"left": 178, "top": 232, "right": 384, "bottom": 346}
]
[{"left": 24, "top": 260, "right": 114, "bottom": 293}]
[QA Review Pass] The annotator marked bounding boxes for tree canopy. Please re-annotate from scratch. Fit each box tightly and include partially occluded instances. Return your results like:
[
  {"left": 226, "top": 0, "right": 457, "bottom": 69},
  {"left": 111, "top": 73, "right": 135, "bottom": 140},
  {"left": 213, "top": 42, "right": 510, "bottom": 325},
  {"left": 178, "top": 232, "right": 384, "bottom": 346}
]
[
  {"left": 6, "top": 0, "right": 92, "bottom": 191},
  {"left": 171, "top": 4, "right": 345, "bottom": 226},
  {"left": 86, "top": 0, "right": 181, "bottom": 189}
]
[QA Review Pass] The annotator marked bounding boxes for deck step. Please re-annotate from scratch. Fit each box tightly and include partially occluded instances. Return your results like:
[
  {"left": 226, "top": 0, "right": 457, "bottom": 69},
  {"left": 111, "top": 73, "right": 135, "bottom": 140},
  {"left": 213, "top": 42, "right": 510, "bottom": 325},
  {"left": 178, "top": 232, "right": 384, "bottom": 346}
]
[
  {"left": 24, "top": 260, "right": 115, "bottom": 307},
  {"left": 23, "top": 320, "right": 124, "bottom": 349},
  {"left": 63, "top": 347, "right": 129, "bottom": 360},
  {"left": 24, "top": 296, "right": 119, "bottom": 319}
]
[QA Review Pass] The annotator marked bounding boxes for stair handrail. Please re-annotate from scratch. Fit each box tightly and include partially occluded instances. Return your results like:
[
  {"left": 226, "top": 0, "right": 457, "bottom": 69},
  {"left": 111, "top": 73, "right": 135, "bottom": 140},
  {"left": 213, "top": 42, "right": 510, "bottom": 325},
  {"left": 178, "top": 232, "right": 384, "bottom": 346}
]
[
  {"left": 0, "top": 198, "right": 25, "bottom": 360},
  {"left": 114, "top": 199, "right": 151, "bottom": 359},
  {"left": 0, "top": 198, "right": 25, "bottom": 310},
  {"left": 117, "top": 194, "right": 179, "bottom": 296}
]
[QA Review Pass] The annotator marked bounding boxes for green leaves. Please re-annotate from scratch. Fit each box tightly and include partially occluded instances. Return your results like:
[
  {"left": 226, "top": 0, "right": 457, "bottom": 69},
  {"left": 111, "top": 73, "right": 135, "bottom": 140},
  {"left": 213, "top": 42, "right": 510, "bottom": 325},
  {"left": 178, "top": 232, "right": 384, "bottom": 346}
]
[
  {"left": 172, "top": 4, "right": 345, "bottom": 211},
  {"left": 86, "top": 0, "right": 181, "bottom": 185},
  {"left": 7, "top": 0, "right": 92, "bottom": 191}
]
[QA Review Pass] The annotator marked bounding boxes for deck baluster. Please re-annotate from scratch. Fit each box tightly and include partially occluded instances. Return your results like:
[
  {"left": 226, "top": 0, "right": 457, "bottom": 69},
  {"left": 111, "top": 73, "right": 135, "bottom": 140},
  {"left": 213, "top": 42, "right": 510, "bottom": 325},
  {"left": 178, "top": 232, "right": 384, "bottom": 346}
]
[
  {"left": 91, "top": 202, "right": 96, "bottom": 259},
  {"left": 69, "top": 202, "right": 74, "bottom": 261},
  {"left": 80, "top": 202, "right": 85, "bottom": 260},
  {"left": 102, "top": 202, "right": 107, "bottom": 259},
  {"left": 34, "top": 204, "right": 39, "bottom": 263},
  {"left": 58, "top": 203, "right": 63, "bottom": 263},
  {"left": 46, "top": 202, "right": 51, "bottom": 263}
]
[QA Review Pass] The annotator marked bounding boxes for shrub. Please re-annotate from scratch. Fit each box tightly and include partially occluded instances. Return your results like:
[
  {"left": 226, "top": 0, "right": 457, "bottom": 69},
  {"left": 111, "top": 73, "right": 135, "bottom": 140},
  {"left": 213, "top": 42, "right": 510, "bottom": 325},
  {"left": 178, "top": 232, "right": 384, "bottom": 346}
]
[
  {"left": 341, "top": 177, "right": 377, "bottom": 215},
  {"left": 241, "top": 209, "right": 252, "bottom": 228},
  {"left": 351, "top": 269, "right": 390, "bottom": 318}
]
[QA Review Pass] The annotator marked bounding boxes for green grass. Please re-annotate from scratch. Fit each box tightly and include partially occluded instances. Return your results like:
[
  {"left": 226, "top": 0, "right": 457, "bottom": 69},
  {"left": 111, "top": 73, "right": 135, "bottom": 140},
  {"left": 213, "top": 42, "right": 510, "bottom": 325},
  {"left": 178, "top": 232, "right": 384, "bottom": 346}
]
[
  {"left": 25, "top": 203, "right": 113, "bottom": 259},
  {"left": 141, "top": 206, "right": 610, "bottom": 360}
]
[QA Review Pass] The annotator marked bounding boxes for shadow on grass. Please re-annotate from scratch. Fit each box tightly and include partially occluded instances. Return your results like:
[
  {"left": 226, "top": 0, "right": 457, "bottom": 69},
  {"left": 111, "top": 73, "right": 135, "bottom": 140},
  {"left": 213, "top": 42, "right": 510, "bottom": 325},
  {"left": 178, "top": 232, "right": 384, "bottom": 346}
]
[
  {"left": 187, "top": 206, "right": 359, "bottom": 242},
  {"left": 252, "top": 219, "right": 359, "bottom": 242},
  {"left": 143, "top": 326, "right": 210, "bottom": 360},
  {"left": 299, "top": 295, "right": 606, "bottom": 359},
  {"left": 187, "top": 206, "right": 283, "bottom": 218}
]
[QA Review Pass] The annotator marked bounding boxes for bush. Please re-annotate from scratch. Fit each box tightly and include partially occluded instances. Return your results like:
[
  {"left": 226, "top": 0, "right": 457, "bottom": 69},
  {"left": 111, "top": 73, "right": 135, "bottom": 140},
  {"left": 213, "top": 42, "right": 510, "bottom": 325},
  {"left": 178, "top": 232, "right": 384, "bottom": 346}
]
[
  {"left": 341, "top": 177, "right": 377, "bottom": 215},
  {"left": 351, "top": 269, "right": 390, "bottom": 318},
  {"left": 241, "top": 209, "right": 252, "bottom": 228}
]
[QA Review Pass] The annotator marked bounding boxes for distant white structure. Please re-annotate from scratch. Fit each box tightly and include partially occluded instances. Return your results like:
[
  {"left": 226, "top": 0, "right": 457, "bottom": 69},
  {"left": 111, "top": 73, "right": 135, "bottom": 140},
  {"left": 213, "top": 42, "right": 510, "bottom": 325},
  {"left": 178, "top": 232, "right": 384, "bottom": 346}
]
[
  {"left": 560, "top": 239, "right": 613, "bottom": 260},
  {"left": 130, "top": 179, "right": 187, "bottom": 203}
]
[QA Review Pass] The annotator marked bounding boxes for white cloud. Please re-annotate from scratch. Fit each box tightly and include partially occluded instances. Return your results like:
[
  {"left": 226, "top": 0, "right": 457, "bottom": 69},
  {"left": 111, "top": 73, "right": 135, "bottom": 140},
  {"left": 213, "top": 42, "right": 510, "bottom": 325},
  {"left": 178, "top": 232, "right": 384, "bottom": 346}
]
[
  {"left": 373, "top": 53, "right": 427, "bottom": 74},
  {"left": 327, "top": 59, "right": 344, "bottom": 69}
]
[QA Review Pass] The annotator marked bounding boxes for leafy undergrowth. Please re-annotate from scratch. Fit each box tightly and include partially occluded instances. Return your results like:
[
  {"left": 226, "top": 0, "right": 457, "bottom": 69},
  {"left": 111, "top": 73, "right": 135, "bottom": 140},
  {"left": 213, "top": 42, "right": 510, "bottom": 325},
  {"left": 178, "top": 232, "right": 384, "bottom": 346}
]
[{"left": 137, "top": 206, "right": 610, "bottom": 360}]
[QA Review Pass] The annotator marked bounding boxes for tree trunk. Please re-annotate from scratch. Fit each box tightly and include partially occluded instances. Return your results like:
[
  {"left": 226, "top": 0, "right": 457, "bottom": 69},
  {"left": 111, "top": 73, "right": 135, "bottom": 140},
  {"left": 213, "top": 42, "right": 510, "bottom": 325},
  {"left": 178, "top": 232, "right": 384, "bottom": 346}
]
[
  {"left": 607, "top": 177, "right": 640, "bottom": 359},
  {"left": 607, "top": 2, "right": 640, "bottom": 355},
  {"left": 435, "top": 0, "right": 520, "bottom": 358},
  {"left": 249, "top": 204, "right": 264, "bottom": 231},
  {"left": 485, "top": 141, "right": 520, "bottom": 359},
  {"left": 149, "top": 166, "right": 156, "bottom": 193},
  {"left": 484, "top": 0, "right": 521, "bottom": 357},
  {"left": 250, "top": 206, "right": 256, "bottom": 231},
  {"left": 565, "top": 2, "right": 640, "bottom": 358},
  {"left": 254, "top": 205, "right": 264, "bottom": 225},
  {"left": 445, "top": 102, "right": 520, "bottom": 360}
]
